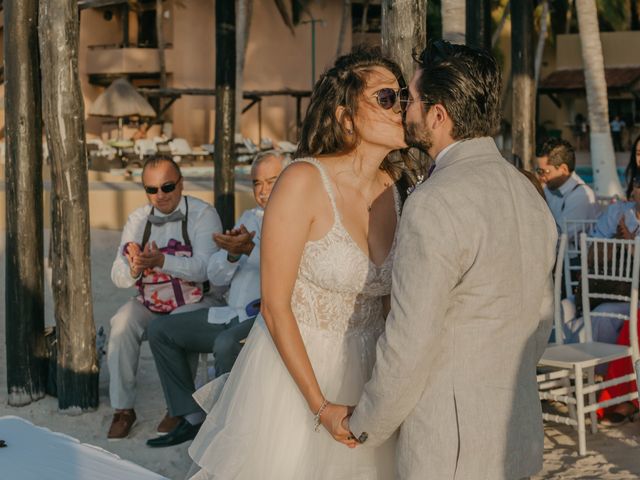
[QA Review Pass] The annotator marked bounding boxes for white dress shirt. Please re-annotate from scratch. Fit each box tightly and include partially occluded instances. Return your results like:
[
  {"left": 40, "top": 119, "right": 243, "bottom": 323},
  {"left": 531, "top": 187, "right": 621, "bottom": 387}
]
[
  {"left": 544, "top": 171, "right": 598, "bottom": 237},
  {"left": 206, "top": 207, "right": 264, "bottom": 325},
  {"left": 111, "top": 195, "right": 223, "bottom": 288},
  {"left": 592, "top": 201, "right": 640, "bottom": 238}
]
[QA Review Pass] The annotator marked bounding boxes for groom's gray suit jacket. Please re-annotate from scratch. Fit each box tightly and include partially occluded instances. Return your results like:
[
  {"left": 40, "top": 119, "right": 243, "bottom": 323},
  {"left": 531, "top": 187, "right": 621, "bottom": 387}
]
[{"left": 350, "top": 137, "right": 557, "bottom": 480}]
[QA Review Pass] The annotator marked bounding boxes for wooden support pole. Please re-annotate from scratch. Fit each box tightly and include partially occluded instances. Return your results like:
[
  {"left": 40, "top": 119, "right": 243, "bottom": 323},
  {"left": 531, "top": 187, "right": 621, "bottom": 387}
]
[
  {"left": 4, "top": 0, "right": 47, "bottom": 407},
  {"left": 214, "top": 0, "right": 236, "bottom": 230},
  {"left": 39, "top": 0, "right": 98, "bottom": 411},
  {"left": 511, "top": 0, "right": 535, "bottom": 170}
]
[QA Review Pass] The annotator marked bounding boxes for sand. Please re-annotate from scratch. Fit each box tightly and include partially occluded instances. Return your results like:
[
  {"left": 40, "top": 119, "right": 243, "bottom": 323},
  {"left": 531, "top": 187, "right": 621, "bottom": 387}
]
[{"left": 1, "top": 229, "right": 640, "bottom": 479}]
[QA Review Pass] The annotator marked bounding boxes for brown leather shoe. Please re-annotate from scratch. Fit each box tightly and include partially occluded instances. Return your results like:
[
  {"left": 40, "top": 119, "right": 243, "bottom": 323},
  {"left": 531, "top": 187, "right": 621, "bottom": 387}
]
[
  {"left": 156, "top": 412, "right": 181, "bottom": 434},
  {"left": 108, "top": 409, "right": 137, "bottom": 440}
]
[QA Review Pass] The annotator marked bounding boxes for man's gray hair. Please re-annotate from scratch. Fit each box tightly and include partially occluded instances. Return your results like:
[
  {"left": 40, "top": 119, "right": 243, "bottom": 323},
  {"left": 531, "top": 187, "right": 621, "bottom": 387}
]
[{"left": 251, "top": 149, "right": 290, "bottom": 174}]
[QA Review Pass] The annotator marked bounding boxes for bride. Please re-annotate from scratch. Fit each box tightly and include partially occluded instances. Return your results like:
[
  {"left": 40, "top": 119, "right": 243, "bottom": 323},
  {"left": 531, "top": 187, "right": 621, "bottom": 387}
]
[{"left": 188, "top": 48, "right": 419, "bottom": 479}]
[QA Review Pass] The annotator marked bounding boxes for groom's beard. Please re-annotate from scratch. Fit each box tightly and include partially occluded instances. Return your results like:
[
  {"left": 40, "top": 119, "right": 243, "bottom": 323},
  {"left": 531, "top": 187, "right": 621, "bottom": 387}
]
[{"left": 404, "top": 120, "right": 433, "bottom": 154}]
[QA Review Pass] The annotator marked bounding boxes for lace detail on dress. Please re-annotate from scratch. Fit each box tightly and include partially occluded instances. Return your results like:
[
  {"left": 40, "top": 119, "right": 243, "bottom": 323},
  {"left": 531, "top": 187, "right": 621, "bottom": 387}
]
[{"left": 291, "top": 158, "right": 399, "bottom": 336}]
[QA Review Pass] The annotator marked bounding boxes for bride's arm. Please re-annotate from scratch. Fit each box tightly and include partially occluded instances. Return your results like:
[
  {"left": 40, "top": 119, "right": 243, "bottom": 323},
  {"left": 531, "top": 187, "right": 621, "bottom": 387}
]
[{"left": 260, "top": 163, "right": 355, "bottom": 446}]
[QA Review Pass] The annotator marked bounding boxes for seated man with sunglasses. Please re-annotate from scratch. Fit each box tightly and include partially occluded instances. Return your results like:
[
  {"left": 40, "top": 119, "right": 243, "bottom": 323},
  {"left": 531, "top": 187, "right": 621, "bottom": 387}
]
[
  {"left": 107, "top": 157, "right": 222, "bottom": 440},
  {"left": 145, "top": 151, "right": 287, "bottom": 448}
]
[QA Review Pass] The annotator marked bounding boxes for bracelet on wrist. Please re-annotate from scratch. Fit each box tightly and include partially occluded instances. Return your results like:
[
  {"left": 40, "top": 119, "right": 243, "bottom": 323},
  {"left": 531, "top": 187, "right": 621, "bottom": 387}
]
[
  {"left": 227, "top": 253, "right": 242, "bottom": 263},
  {"left": 313, "top": 399, "right": 329, "bottom": 432}
]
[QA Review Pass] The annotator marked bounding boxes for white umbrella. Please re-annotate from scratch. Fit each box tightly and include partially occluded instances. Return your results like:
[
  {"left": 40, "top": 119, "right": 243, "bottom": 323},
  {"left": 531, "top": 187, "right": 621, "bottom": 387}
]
[{"left": 89, "top": 78, "right": 156, "bottom": 139}]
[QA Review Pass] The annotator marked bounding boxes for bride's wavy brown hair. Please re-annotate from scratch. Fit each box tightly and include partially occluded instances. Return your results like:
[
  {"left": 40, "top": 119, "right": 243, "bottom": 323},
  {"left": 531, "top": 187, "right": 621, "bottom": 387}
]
[{"left": 295, "top": 47, "right": 425, "bottom": 188}]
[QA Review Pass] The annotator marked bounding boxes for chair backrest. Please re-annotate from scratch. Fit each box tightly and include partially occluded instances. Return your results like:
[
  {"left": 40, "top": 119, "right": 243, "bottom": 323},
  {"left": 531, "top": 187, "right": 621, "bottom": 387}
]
[
  {"left": 552, "top": 234, "right": 568, "bottom": 345},
  {"left": 169, "top": 138, "right": 192, "bottom": 155},
  {"left": 134, "top": 139, "right": 158, "bottom": 156},
  {"left": 579, "top": 234, "right": 640, "bottom": 354},
  {"left": 563, "top": 219, "right": 598, "bottom": 299}
]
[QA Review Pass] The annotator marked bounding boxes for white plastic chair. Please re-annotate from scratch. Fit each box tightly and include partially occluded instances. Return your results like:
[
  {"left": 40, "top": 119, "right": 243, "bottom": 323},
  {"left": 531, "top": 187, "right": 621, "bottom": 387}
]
[
  {"left": 537, "top": 234, "right": 640, "bottom": 455},
  {"left": 169, "top": 138, "right": 193, "bottom": 156},
  {"left": 551, "top": 234, "right": 566, "bottom": 345},
  {"left": 563, "top": 219, "right": 598, "bottom": 300},
  {"left": 134, "top": 139, "right": 158, "bottom": 158}
]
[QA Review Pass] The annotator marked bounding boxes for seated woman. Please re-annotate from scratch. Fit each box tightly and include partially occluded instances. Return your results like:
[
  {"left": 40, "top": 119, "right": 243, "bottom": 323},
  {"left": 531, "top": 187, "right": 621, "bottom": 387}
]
[
  {"left": 574, "top": 175, "right": 640, "bottom": 347},
  {"left": 598, "top": 154, "right": 640, "bottom": 424}
]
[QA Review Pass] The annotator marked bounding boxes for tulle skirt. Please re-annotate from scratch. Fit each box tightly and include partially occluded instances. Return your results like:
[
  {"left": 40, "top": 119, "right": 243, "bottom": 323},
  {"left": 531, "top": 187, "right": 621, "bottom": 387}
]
[{"left": 188, "top": 316, "right": 396, "bottom": 480}]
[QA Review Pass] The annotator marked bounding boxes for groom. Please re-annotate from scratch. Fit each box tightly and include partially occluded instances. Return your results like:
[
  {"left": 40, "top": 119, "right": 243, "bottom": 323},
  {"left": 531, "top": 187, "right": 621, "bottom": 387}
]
[{"left": 338, "top": 41, "right": 557, "bottom": 479}]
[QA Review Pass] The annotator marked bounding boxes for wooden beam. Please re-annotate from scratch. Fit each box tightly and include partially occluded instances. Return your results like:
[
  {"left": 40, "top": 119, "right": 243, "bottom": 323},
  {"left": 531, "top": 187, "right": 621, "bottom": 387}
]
[{"left": 4, "top": 0, "right": 47, "bottom": 407}]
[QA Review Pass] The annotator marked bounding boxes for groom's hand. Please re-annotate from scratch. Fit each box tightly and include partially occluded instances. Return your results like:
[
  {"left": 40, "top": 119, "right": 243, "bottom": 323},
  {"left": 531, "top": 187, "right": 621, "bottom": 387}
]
[{"left": 320, "top": 403, "right": 358, "bottom": 448}]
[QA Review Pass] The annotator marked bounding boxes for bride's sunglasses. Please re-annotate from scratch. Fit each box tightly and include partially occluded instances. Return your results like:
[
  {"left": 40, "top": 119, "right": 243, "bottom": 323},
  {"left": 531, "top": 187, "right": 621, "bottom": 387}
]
[
  {"left": 372, "top": 87, "right": 409, "bottom": 113},
  {"left": 144, "top": 178, "right": 181, "bottom": 195}
]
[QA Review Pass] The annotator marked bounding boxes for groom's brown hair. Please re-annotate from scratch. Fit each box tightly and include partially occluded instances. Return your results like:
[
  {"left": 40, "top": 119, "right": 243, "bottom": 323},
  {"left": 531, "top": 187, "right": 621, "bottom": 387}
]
[{"left": 413, "top": 40, "right": 502, "bottom": 140}]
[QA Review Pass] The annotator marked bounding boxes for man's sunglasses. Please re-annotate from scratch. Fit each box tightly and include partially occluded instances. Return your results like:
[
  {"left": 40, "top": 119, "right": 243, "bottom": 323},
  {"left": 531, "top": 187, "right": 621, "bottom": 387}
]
[
  {"left": 535, "top": 167, "right": 552, "bottom": 176},
  {"left": 143, "top": 178, "right": 181, "bottom": 195},
  {"left": 373, "top": 87, "right": 409, "bottom": 113}
]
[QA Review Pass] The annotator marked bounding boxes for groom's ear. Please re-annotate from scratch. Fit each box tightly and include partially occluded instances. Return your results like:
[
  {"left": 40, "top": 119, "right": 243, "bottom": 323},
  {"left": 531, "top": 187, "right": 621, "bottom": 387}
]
[{"left": 430, "top": 104, "right": 449, "bottom": 130}]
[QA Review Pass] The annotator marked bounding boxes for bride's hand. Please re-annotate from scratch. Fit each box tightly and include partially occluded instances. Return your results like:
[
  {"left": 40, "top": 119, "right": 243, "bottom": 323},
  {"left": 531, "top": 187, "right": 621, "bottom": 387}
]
[{"left": 320, "top": 403, "right": 358, "bottom": 448}]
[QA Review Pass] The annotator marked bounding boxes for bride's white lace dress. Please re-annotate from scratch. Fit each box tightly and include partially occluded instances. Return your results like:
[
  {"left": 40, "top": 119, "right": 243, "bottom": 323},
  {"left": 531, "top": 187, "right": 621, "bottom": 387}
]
[{"left": 188, "top": 158, "right": 399, "bottom": 479}]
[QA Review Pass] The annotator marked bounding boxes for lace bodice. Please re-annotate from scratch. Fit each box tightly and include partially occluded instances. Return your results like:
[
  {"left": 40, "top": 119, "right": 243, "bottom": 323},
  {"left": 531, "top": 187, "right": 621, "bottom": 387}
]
[{"left": 291, "top": 158, "right": 399, "bottom": 337}]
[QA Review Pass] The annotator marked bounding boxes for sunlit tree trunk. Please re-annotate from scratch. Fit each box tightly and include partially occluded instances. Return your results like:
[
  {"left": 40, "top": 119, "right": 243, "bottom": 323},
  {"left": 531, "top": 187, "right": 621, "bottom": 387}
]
[
  {"left": 381, "top": 0, "right": 426, "bottom": 81},
  {"left": 511, "top": 0, "right": 535, "bottom": 170},
  {"left": 39, "top": 0, "right": 98, "bottom": 410},
  {"left": 336, "top": 0, "right": 352, "bottom": 57},
  {"left": 442, "top": 0, "right": 465, "bottom": 44},
  {"left": 576, "top": 0, "right": 623, "bottom": 196}
]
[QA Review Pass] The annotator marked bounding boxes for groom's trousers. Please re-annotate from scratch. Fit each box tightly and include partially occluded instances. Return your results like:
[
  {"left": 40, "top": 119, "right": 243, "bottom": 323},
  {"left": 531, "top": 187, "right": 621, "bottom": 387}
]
[{"left": 147, "top": 309, "right": 256, "bottom": 417}]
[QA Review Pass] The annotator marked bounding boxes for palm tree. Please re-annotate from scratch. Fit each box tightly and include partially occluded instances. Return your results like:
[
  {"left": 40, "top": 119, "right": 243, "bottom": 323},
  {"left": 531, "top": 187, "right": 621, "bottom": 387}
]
[
  {"left": 442, "top": 0, "right": 465, "bottom": 43},
  {"left": 381, "top": 0, "right": 426, "bottom": 80},
  {"left": 39, "top": 0, "right": 98, "bottom": 410},
  {"left": 575, "top": 0, "right": 623, "bottom": 196}
]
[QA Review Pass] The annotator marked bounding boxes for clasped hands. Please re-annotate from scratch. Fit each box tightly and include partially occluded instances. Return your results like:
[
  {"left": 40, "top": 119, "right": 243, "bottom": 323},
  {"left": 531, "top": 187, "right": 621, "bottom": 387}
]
[
  {"left": 213, "top": 224, "right": 256, "bottom": 257},
  {"left": 125, "top": 241, "right": 165, "bottom": 277},
  {"left": 616, "top": 216, "right": 639, "bottom": 240},
  {"left": 319, "top": 403, "right": 359, "bottom": 449}
]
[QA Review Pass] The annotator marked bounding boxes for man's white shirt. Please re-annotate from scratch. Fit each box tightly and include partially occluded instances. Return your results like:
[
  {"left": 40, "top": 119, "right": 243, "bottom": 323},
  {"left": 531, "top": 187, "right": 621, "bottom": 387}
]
[
  {"left": 111, "top": 195, "right": 223, "bottom": 288},
  {"left": 206, "top": 207, "right": 264, "bottom": 325},
  {"left": 544, "top": 171, "right": 598, "bottom": 237}
]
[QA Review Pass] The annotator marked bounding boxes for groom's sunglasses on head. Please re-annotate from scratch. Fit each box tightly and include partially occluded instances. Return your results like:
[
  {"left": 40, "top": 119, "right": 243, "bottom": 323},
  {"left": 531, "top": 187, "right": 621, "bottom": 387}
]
[
  {"left": 143, "top": 178, "right": 181, "bottom": 195},
  {"left": 373, "top": 87, "right": 409, "bottom": 113}
]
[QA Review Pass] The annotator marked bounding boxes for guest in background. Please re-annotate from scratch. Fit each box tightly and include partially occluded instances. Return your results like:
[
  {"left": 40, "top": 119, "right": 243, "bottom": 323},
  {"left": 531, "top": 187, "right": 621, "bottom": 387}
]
[
  {"left": 536, "top": 138, "right": 598, "bottom": 237},
  {"left": 145, "top": 151, "right": 287, "bottom": 448}
]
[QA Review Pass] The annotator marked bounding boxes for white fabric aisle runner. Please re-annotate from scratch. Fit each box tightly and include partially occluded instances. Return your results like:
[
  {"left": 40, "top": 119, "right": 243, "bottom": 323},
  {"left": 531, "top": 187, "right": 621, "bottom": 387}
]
[{"left": 0, "top": 416, "right": 168, "bottom": 480}]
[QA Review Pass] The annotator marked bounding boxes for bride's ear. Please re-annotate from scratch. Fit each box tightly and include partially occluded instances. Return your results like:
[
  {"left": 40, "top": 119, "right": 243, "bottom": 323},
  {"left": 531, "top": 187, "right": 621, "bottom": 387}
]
[{"left": 335, "top": 106, "right": 354, "bottom": 134}]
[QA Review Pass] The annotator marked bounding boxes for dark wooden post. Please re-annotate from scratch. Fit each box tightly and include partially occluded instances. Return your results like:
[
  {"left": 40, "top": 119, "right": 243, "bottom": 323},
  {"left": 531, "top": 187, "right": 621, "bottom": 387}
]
[
  {"left": 39, "top": 0, "right": 98, "bottom": 410},
  {"left": 156, "top": 0, "right": 167, "bottom": 117},
  {"left": 466, "top": 0, "right": 491, "bottom": 51},
  {"left": 4, "top": 0, "right": 47, "bottom": 406},
  {"left": 214, "top": 0, "right": 236, "bottom": 230},
  {"left": 511, "top": 0, "right": 535, "bottom": 170}
]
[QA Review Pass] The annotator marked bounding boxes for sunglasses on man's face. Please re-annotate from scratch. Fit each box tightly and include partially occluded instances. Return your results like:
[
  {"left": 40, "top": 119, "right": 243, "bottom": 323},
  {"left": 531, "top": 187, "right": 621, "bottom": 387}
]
[
  {"left": 143, "top": 178, "right": 181, "bottom": 195},
  {"left": 535, "top": 167, "right": 552, "bottom": 176},
  {"left": 373, "top": 87, "right": 409, "bottom": 112}
]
